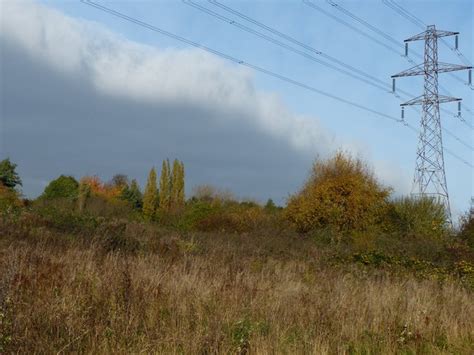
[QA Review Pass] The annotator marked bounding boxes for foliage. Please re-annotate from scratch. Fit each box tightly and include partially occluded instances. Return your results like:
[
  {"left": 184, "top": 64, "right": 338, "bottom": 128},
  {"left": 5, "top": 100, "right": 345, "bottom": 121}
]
[
  {"left": 143, "top": 168, "right": 158, "bottom": 220},
  {"left": 0, "top": 184, "right": 22, "bottom": 214},
  {"left": 77, "top": 181, "right": 91, "bottom": 212},
  {"left": 158, "top": 160, "right": 171, "bottom": 214},
  {"left": 0, "top": 159, "right": 22, "bottom": 190},
  {"left": 41, "top": 175, "right": 79, "bottom": 200},
  {"left": 109, "top": 174, "right": 129, "bottom": 189},
  {"left": 284, "top": 152, "right": 391, "bottom": 233},
  {"left": 170, "top": 159, "right": 185, "bottom": 211},
  {"left": 386, "top": 196, "right": 449, "bottom": 240},
  {"left": 458, "top": 200, "right": 474, "bottom": 248},
  {"left": 120, "top": 179, "right": 143, "bottom": 210}
]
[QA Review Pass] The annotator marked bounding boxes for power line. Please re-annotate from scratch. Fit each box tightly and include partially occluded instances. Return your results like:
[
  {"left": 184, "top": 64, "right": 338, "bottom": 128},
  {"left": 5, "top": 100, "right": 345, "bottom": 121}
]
[
  {"left": 326, "top": 0, "right": 402, "bottom": 48},
  {"left": 382, "top": 0, "right": 473, "bottom": 87},
  {"left": 211, "top": 0, "right": 474, "bottom": 127},
  {"left": 80, "top": 0, "right": 473, "bottom": 169},
  {"left": 208, "top": 0, "right": 399, "bottom": 94},
  {"left": 207, "top": 0, "right": 469, "bottom": 120},
  {"left": 192, "top": 1, "right": 473, "bottom": 144},
  {"left": 322, "top": 0, "right": 470, "bottom": 108},
  {"left": 183, "top": 0, "right": 390, "bottom": 93},
  {"left": 305, "top": 0, "right": 474, "bottom": 119},
  {"left": 382, "top": 0, "right": 425, "bottom": 29},
  {"left": 405, "top": 105, "right": 473, "bottom": 150},
  {"left": 385, "top": 0, "right": 473, "bottom": 69}
]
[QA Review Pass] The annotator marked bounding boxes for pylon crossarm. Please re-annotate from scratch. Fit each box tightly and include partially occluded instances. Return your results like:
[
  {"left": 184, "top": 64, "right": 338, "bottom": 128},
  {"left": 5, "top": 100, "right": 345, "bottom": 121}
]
[
  {"left": 400, "top": 95, "right": 424, "bottom": 106},
  {"left": 437, "top": 95, "right": 461, "bottom": 104},
  {"left": 392, "top": 64, "right": 424, "bottom": 78},
  {"left": 392, "top": 63, "right": 471, "bottom": 78},
  {"left": 402, "top": 95, "right": 461, "bottom": 106},
  {"left": 437, "top": 62, "right": 472, "bottom": 74},
  {"left": 404, "top": 29, "right": 459, "bottom": 42}
]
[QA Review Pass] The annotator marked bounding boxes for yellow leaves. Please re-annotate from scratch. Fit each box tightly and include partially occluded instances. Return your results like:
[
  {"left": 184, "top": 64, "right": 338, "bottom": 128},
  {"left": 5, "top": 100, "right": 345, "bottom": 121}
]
[{"left": 284, "top": 152, "right": 390, "bottom": 233}]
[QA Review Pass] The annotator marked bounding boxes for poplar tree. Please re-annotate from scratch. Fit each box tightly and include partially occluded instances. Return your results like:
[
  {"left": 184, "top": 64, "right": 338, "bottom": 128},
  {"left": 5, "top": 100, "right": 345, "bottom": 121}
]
[
  {"left": 171, "top": 159, "right": 185, "bottom": 210},
  {"left": 143, "top": 167, "right": 158, "bottom": 220},
  {"left": 159, "top": 160, "right": 171, "bottom": 213},
  {"left": 178, "top": 160, "right": 185, "bottom": 207}
]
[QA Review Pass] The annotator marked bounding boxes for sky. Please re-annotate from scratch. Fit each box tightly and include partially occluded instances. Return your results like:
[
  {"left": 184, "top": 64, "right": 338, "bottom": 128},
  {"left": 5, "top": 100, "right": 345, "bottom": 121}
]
[{"left": 0, "top": 0, "right": 472, "bottom": 218}]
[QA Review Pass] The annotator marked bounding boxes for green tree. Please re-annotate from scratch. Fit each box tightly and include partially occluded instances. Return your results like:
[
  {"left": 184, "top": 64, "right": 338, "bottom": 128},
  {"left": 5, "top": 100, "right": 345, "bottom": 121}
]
[
  {"left": 0, "top": 158, "right": 22, "bottom": 190},
  {"left": 159, "top": 160, "right": 171, "bottom": 213},
  {"left": 143, "top": 168, "right": 158, "bottom": 220},
  {"left": 264, "top": 198, "right": 278, "bottom": 212},
  {"left": 120, "top": 179, "right": 143, "bottom": 210},
  {"left": 42, "top": 175, "right": 79, "bottom": 200}
]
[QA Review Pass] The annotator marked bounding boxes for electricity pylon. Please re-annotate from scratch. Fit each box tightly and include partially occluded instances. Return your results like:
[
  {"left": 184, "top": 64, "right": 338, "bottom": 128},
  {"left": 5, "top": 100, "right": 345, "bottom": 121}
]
[{"left": 392, "top": 25, "right": 472, "bottom": 222}]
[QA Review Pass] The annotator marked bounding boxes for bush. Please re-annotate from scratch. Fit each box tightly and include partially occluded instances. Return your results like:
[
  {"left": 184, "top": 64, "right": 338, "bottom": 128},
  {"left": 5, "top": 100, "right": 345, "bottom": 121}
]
[
  {"left": 284, "top": 152, "right": 391, "bottom": 233},
  {"left": 458, "top": 204, "right": 474, "bottom": 248},
  {"left": 41, "top": 175, "right": 79, "bottom": 200},
  {"left": 386, "top": 196, "right": 448, "bottom": 240},
  {"left": 0, "top": 184, "right": 22, "bottom": 214}
]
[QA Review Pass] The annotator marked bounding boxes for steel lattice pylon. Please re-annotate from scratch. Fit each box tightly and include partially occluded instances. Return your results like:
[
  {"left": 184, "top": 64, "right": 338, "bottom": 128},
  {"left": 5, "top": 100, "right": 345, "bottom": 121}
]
[{"left": 392, "top": 25, "right": 472, "bottom": 222}]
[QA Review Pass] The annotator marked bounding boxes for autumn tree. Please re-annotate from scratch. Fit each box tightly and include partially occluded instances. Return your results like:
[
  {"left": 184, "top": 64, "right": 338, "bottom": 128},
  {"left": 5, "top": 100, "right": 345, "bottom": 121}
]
[
  {"left": 143, "top": 167, "right": 158, "bottom": 220},
  {"left": 285, "top": 152, "right": 391, "bottom": 233},
  {"left": 171, "top": 159, "right": 185, "bottom": 210}
]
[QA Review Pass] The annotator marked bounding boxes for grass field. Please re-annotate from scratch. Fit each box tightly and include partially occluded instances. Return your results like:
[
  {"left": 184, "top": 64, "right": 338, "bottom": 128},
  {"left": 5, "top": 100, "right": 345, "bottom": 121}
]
[{"left": 1, "top": 212, "right": 473, "bottom": 354}]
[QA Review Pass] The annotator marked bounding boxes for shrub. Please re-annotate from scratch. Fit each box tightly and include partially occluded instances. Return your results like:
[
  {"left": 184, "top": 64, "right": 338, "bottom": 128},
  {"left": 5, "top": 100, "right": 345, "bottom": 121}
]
[
  {"left": 41, "top": 175, "right": 79, "bottom": 200},
  {"left": 284, "top": 152, "right": 391, "bottom": 233},
  {"left": 458, "top": 203, "right": 474, "bottom": 248},
  {"left": 0, "top": 184, "right": 22, "bottom": 214},
  {"left": 177, "top": 200, "right": 219, "bottom": 231},
  {"left": 386, "top": 196, "right": 448, "bottom": 240},
  {"left": 96, "top": 220, "right": 140, "bottom": 253},
  {"left": 120, "top": 179, "right": 143, "bottom": 210}
]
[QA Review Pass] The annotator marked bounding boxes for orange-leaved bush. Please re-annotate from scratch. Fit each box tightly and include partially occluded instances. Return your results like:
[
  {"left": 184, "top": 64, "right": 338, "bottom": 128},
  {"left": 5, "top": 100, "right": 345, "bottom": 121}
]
[{"left": 284, "top": 152, "right": 391, "bottom": 233}]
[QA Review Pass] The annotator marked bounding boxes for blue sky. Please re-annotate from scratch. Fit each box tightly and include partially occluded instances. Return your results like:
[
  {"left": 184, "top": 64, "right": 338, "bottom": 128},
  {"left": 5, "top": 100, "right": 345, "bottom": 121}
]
[{"left": 1, "top": 0, "right": 472, "bottom": 218}]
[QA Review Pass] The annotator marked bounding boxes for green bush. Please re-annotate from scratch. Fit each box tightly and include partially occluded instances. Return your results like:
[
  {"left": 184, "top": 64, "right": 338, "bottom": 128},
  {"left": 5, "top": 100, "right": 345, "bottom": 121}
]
[
  {"left": 32, "top": 204, "right": 100, "bottom": 234},
  {"left": 0, "top": 184, "right": 23, "bottom": 215},
  {"left": 386, "top": 196, "right": 448, "bottom": 240},
  {"left": 176, "top": 200, "right": 219, "bottom": 231},
  {"left": 41, "top": 175, "right": 79, "bottom": 200},
  {"left": 458, "top": 204, "right": 473, "bottom": 248}
]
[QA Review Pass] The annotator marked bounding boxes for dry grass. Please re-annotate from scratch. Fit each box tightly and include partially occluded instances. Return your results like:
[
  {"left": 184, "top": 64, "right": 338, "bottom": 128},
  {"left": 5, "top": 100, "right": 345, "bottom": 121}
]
[{"left": 1, "top": 222, "right": 473, "bottom": 354}]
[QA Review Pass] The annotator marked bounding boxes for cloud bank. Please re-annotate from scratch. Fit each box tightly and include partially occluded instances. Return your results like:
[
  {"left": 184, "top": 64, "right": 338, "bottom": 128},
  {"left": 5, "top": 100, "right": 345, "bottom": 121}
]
[{"left": 0, "top": 1, "right": 409, "bottom": 202}]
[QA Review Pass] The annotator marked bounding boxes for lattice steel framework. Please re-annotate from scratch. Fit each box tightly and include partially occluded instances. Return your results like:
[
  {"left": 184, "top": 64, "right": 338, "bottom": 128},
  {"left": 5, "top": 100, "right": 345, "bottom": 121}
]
[{"left": 392, "top": 25, "right": 471, "bottom": 222}]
